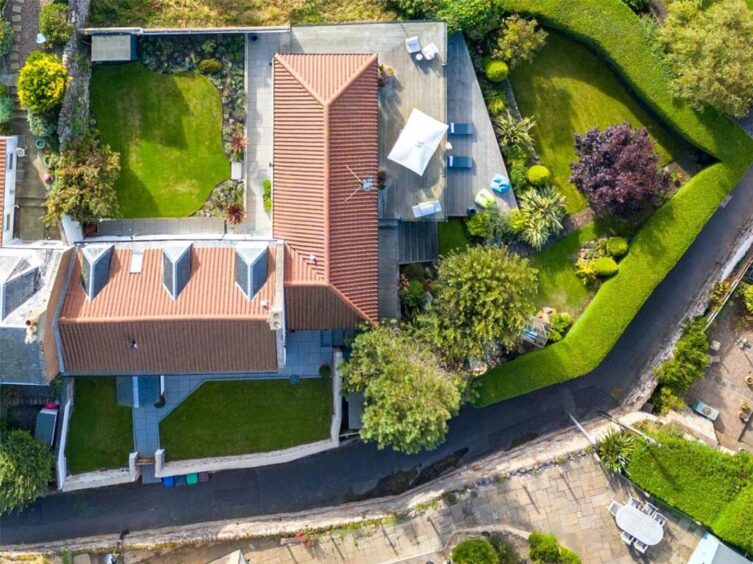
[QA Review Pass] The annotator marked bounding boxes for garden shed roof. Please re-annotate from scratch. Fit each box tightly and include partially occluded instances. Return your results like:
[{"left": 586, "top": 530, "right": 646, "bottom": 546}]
[
  {"left": 91, "top": 34, "right": 136, "bottom": 62},
  {"left": 273, "top": 53, "right": 379, "bottom": 328}
]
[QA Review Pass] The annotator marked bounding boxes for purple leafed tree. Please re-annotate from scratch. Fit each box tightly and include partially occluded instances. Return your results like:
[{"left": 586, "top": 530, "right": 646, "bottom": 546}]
[{"left": 570, "top": 123, "right": 669, "bottom": 216}]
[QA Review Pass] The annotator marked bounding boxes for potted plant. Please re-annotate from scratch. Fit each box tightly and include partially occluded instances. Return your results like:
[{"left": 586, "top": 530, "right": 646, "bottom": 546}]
[{"left": 746, "top": 375, "right": 753, "bottom": 387}]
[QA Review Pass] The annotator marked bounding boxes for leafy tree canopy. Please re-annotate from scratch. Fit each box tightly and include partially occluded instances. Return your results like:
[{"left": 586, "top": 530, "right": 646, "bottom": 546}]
[
  {"left": 17, "top": 51, "right": 69, "bottom": 112},
  {"left": 494, "top": 15, "right": 548, "bottom": 69},
  {"left": 570, "top": 123, "right": 669, "bottom": 217},
  {"left": 341, "top": 324, "right": 465, "bottom": 454},
  {"left": 660, "top": 0, "right": 753, "bottom": 117},
  {"left": 0, "top": 429, "right": 54, "bottom": 515},
  {"left": 45, "top": 130, "right": 121, "bottom": 226},
  {"left": 421, "top": 245, "right": 538, "bottom": 363}
]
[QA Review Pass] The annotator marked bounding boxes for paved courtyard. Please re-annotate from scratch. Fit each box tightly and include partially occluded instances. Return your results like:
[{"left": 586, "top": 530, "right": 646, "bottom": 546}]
[
  {"left": 108, "top": 456, "right": 704, "bottom": 563},
  {"left": 688, "top": 301, "right": 753, "bottom": 450}
]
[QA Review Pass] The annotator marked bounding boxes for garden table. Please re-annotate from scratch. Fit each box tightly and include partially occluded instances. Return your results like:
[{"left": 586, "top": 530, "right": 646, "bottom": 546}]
[{"left": 615, "top": 505, "right": 664, "bottom": 546}]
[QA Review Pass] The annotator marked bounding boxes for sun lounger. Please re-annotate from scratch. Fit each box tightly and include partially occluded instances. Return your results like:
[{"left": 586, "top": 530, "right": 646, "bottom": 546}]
[
  {"left": 447, "top": 155, "right": 473, "bottom": 169},
  {"left": 449, "top": 122, "right": 474, "bottom": 136}
]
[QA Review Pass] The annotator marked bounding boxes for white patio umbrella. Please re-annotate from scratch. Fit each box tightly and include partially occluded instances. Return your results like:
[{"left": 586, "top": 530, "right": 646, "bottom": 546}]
[{"left": 387, "top": 109, "right": 448, "bottom": 175}]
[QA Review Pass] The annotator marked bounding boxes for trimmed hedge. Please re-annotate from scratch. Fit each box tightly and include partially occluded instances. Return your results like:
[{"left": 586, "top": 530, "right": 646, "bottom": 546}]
[
  {"left": 476, "top": 0, "right": 753, "bottom": 405},
  {"left": 628, "top": 430, "right": 753, "bottom": 553},
  {"left": 485, "top": 59, "right": 510, "bottom": 82},
  {"left": 527, "top": 164, "right": 551, "bottom": 185},
  {"left": 605, "top": 236, "right": 628, "bottom": 257}
]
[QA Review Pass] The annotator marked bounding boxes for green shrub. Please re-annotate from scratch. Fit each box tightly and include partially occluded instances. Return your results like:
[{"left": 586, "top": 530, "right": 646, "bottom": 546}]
[
  {"left": 318, "top": 364, "right": 331, "bottom": 378},
  {"left": 399, "top": 279, "right": 426, "bottom": 313},
  {"left": 743, "top": 283, "right": 753, "bottom": 314},
  {"left": 27, "top": 110, "right": 57, "bottom": 138},
  {"left": 495, "top": 15, "right": 548, "bottom": 69},
  {"left": 435, "top": 0, "right": 499, "bottom": 40},
  {"left": 484, "top": 59, "right": 509, "bottom": 83},
  {"left": 596, "top": 428, "right": 634, "bottom": 473},
  {"left": 0, "top": 19, "right": 13, "bottom": 56},
  {"left": 654, "top": 318, "right": 708, "bottom": 394},
  {"left": 488, "top": 95, "right": 507, "bottom": 116},
  {"left": 528, "top": 532, "right": 579, "bottom": 563},
  {"left": 651, "top": 385, "right": 686, "bottom": 415},
  {"left": 17, "top": 52, "right": 69, "bottom": 112},
  {"left": 392, "top": 0, "right": 434, "bottom": 18},
  {"left": 605, "top": 236, "right": 629, "bottom": 258},
  {"left": 0, "top": 96, "right": 12, "bottom": 125},
  {"left": 508, "top": 159, "right": 529, "bottom": 190},
  {"left": 465, "top": 207, "right": 510, "bottom": 242},
  {"left": 0, "top": 429, "right": 54, "bottom": 514},
  {"left": 548, "top": 312, "right": 572, "bottom": 343},
  {"left": 262, "top": 178, "right": 272, "bottom": 213},
  {"left": 39, "top": 4, "right": 72, "bottom": 45},
  {"left": 198, "top": 58, "right": 223, "bottom": 75},
  {"left": 450, "top": 538, "right": 498, "bottom": 564},
  {"left": 592, "top": 256, "right": 618, "bottom": 277},
  {"left": 526, "top": 164, "right": 550, "bottom": 186}
]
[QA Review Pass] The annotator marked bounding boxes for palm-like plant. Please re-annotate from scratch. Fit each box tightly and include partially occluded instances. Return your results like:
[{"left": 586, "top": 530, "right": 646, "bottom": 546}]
[
  {"left": 493, "top": 111, "right": 536, "bottom": 156},
  {"left": 225, "top": 203, "right": 245, "bottom": 225},
  {"left": 597, "top": 428, "right": 635, "bottom": 473},
  {"left": 516, "top": 186, "right": 566, "bottom": 249}
]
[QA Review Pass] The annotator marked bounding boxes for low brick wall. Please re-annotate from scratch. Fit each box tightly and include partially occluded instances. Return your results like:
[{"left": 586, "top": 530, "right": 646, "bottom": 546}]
[{"left": 61, "top": 452, "right": 140, "bottom": 492}]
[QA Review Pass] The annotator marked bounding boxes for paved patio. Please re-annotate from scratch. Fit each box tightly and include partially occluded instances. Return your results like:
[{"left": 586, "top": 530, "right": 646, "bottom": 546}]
[
  {"left": 688, "top": 302, "right": 753, "bottom": 450},
  {"left": 112, "top": 456, "right": 705, "bottom": 563}
]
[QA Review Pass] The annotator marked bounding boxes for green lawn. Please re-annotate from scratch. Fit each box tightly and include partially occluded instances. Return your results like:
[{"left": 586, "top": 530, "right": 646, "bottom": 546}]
[
  {"left": 67, "top": 378, "right": 133, "bottom": 474},
  {"left": 91, "top": 63, "right": 229, "bottom": 217},
  {"left": 476, "top": 0, "right": 753, "bottom": 406},
  {"left": 509, "top": 31, "right": 686, "bottom": 215},
  {"left": 160, "top": 379, "right": 333, "bottom": 461},
  {"left": 628, "top": 428, "right": 753, "bottom": 553},
  {"left": 438, "top": 218, "right": 471, "bottom": 256}
]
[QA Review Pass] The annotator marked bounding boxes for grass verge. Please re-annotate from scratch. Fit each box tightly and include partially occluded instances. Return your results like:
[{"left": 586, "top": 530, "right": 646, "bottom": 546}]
[
  {"left": 66, "top": 378, "right": 133, "bottom": 474},
  {"left": 160, "top": 379, "right": 332, "bottom": 460},
  {"left": 476, "top": 0, "right": 753, "bottom": 406},
  {"left": 91, "top": 63, "right": 228, "bottom": 218},
  {"left": 509, "top": 31, "right": 687, "bottom": 215},
  {"left": 628, "top": 428, "right": 753, "bottom": 553}
]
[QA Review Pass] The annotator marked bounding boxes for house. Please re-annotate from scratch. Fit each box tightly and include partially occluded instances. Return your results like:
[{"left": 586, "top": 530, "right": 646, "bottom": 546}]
[
  {"left": 0, "top": 246, "right": 71, "bottom": 385},
  {"left": 0, "top": 136, "right": 20, "bottom": 247},
  {"left": 55, "top": 53, "right": 379, "bottom": 378}
]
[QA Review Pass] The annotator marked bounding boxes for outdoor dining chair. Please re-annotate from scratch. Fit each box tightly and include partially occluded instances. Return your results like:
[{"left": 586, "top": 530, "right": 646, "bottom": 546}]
[
  {"left": 608, "top": 500, "right": 622, "bottom": 516},
  {"left": 653, "top": 513, "right": 667, "bottom": 527},
  {"left": 628, "top": 496, "right": 643, "bottom": 509},
  {"left": 634, "top": 540, "right": 649, "bottom": 554},
  {"left": 642, "top": 502, "right": 658, "bottom": 516},
  {"left": 405, "top": 36, "right": 421, "bottom": 55},
  {"left": 620, "top": 531, "right": 635, "bottom": 546}
]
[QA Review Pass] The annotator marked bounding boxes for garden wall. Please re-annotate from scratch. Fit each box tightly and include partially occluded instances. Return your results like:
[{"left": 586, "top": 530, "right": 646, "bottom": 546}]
[{"left": 57, "top": 0, "right": 92, "bottom": 148}]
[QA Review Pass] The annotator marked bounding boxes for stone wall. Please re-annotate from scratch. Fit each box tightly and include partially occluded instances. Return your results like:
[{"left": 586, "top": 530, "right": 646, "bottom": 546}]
[{"left": 57, "top": 0, "right": 91, "bottom": 149}]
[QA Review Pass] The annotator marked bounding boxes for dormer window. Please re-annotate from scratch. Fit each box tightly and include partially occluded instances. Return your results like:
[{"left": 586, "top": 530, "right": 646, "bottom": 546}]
[
  {"left": 81, "top": 245, "right": 113, "bottom": 301},
  {"left": 1, "top": 258, "right": 39, "bottom": 320},
  {"left": 235, "top": 243, "right": 268, "bottom": 301},
  {"left": 163, "top": 243, "right": 192, "bottom": 300}
]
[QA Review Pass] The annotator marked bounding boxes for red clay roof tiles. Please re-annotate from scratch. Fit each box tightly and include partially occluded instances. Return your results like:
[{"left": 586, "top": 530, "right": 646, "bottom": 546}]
[{"left": 273, "top": 53, "right": 379, "bottom": 329}]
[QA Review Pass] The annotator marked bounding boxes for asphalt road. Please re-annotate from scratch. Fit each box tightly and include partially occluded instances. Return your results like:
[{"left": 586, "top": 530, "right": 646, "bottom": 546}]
[{"left": 3, "top": 164, "right": 753, "bottom": 547}]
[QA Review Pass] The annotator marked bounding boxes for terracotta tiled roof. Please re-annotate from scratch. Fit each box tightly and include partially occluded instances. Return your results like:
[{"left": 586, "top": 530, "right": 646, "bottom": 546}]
[
  {"left": 273, "top": 53, "right": 379, "bottom": 329},
  {"left": 58, "top": 246, "right": 279, "bottom": 374},
  {"left": 0, "top": 138, "right": 6, "bottom": 247}
]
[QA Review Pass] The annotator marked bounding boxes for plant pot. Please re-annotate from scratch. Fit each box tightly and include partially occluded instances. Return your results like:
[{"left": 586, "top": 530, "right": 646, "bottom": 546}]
[
  {"left": 35, "top": 138, "right": 46, "bottom": 150},
  {"left": 747, "top": 375, "right": 753, "bottom": 386}
]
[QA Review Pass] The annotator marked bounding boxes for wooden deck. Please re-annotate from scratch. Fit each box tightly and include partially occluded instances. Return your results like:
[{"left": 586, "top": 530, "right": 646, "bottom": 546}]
[
  {"left": 446, "top": 34, "right": 517, "bottom": 216},
  {"left": 288, "top": 22, "right": 448, "bottom": 221}
]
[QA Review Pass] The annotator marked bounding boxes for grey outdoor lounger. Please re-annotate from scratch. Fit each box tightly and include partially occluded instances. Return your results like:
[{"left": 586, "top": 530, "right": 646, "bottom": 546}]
[
  {"left": 449, "top": 122, "right": 474, "bottom": 135},
  {"left": 447, "top": 155, "right": 474, "bottom": 169}
]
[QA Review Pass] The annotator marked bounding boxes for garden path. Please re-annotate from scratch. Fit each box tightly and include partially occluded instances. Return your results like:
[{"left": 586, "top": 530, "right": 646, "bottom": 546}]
[
  {"left": 245, "top": 32, "right": 282, "bottom": 236},
  {"left": 6, "top": 0, "right": 48, "bottom": 77}
]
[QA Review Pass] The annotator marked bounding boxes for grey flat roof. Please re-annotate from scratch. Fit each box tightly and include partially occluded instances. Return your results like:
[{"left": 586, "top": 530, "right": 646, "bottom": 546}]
[{"left": 91, "top": 34, "right": 134, "bottom": 62}]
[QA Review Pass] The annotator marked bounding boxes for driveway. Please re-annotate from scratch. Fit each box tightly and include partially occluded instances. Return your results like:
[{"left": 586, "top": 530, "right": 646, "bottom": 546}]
[{"left": 3, "top": 164, "right": 753, "bottom": 547}]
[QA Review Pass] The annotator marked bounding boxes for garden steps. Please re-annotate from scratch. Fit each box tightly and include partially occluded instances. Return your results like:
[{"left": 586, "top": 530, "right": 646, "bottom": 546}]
[{"left": 398, "top": 220, "right": 438, "bottom": 264}]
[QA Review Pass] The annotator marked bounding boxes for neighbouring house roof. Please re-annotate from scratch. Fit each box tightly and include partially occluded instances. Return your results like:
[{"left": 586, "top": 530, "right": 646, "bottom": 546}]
[
  {"left": 0, "top": 246, "right": 70, "bottom": 385},
  {"left": 273, "top": 53, "right": 379, "bottom": 330},
  {"left": 58, "top": 244, "right": 280, "bottom": 375}
]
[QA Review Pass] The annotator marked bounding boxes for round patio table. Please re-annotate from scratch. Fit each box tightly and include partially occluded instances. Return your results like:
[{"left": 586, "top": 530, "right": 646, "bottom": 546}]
[{"left": 615, "top": 505, "right": 664, "bottom": 546}]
